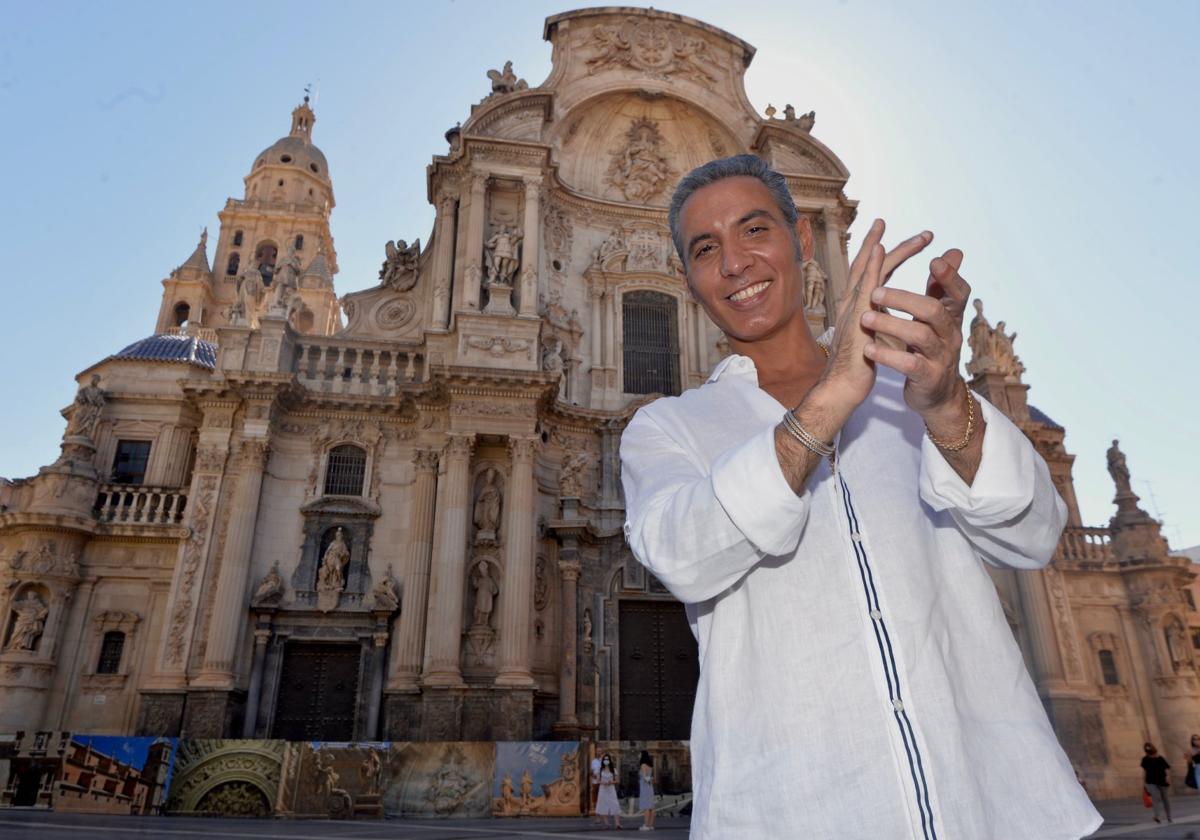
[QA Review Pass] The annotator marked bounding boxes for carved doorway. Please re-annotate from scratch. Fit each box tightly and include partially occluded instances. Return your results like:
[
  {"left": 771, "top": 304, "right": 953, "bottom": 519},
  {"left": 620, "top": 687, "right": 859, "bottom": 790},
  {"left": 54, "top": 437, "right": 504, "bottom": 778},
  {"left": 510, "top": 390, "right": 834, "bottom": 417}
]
[
  {"left": 618, "top": 600, "right": 698, "bottom": 740},
  {"left": 271, "top": 642, "right": 360, "bottom": 741}
]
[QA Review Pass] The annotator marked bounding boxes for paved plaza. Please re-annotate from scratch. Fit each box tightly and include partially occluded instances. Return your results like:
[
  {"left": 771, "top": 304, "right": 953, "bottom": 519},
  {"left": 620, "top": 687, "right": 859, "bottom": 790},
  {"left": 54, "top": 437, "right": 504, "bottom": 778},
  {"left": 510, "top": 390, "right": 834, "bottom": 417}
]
[{"left": 6, "top": 796, "right": 1200, "bottom": 840}]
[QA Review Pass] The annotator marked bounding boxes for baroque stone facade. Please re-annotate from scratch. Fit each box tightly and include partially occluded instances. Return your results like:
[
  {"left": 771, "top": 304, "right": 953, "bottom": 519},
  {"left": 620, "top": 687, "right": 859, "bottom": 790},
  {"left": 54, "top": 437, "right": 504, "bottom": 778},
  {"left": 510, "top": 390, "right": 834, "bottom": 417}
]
[{"left": 0, "top": 7, "right": 1193, "bottom": 800}]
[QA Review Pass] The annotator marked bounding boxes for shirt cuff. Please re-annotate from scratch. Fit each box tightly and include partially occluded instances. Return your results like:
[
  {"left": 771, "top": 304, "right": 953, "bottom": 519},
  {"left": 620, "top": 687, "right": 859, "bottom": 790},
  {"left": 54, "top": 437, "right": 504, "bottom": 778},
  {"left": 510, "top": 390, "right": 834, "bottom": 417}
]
[
  {"left": 710, "top": 423, "right": 810, "bottom": 556},
  {"left": 919, "top": 394, "right": 1036, "bottom": 522}
]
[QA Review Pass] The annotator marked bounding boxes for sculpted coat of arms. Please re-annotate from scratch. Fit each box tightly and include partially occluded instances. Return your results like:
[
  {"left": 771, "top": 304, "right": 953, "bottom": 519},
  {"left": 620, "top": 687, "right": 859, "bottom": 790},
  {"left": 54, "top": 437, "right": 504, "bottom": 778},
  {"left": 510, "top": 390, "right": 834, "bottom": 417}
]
[{"left": 586, "top": 17, "right": 717, "bottom": 83}]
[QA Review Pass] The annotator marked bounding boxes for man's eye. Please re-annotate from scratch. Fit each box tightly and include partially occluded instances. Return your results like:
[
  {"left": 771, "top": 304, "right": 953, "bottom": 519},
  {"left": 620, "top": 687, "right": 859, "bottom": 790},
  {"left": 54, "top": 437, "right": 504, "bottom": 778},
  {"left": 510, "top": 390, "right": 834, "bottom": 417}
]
[
  {"left": 747, "top": 225, "right": 767, "bottom": 235},
  {"left": 694, "top": 243, "right": 714, "bottom": 259}
]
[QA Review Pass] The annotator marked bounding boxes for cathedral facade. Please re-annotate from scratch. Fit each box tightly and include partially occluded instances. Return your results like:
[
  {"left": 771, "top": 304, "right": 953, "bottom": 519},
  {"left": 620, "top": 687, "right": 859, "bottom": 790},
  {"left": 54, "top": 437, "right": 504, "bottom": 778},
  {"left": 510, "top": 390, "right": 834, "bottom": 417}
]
[{"left": 0, "top": 8, "right": 1194, "bottom": 800}]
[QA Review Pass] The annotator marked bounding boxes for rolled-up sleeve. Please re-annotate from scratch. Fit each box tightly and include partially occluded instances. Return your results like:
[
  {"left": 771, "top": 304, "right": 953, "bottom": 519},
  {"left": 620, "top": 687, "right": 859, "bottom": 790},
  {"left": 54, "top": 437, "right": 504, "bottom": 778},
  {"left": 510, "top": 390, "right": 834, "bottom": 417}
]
[
  {"left": 621, "top": 411, "right": 810, "bottom": 604},
  {"left": 919, "top": 394, "right": 1067, "bottom": 569}
]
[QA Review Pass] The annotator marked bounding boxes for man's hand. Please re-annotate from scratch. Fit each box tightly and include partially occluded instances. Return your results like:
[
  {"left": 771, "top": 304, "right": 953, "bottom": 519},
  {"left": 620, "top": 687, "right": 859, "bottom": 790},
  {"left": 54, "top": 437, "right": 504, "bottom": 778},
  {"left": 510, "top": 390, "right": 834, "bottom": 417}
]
[{"left": 860, "top": 249, "right": 970, "bottom": 422}]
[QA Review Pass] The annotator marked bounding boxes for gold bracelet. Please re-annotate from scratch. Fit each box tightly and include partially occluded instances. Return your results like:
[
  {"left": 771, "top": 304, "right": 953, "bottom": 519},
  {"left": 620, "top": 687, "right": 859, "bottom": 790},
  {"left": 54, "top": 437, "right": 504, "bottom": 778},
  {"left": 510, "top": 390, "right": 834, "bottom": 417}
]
[
  {"left": 781, "top": 408, "right": 836, "bottom": 458},
  {"left": 925, "top": 381, "right": 976, "bottom": 452}
]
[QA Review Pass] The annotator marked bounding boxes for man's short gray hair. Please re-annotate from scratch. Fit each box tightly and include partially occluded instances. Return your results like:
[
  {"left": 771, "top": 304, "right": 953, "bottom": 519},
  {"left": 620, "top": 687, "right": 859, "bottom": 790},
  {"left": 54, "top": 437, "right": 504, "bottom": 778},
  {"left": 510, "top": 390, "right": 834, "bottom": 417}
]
[{"left": 668, "top": 154, "right": 799, "bottom": 266}]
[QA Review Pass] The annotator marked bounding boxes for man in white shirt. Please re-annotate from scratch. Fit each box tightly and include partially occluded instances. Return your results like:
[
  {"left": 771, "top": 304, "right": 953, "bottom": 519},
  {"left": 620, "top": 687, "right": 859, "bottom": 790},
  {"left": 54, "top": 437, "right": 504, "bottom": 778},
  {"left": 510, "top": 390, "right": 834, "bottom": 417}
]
[{"left": 620, "top": 155, "right": 1101, "bottom": 839}]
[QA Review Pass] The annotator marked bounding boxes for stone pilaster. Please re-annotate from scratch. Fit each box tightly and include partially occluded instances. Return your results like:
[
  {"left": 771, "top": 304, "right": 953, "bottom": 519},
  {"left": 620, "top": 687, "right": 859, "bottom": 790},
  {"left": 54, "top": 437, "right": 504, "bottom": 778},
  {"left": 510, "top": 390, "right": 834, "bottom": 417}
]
[
  {"left": 432, "top": 192, "right": 457, "bottom": 329},
  {"left": 387, "top": 448, "right": 440, "bottom": 691},
  {"left": 553, "top": 557, "right": 582, "bottom": 734},
  {"left": 422, "top": 434, "right": 474, "bottom": 687},
  {"left": 821, "top": 207, "right": 849, "bottom": 310},
  {"left": 495, "top": 435, "right": 537, "bottom": 687},
  {"left": 518, "top": 177, "right": 542, "bottom": 317},
  {"left": 240, "top": 619, "right": 272, "bottom": 737},
  {"left": 193, "top": 437, "right": 271, "bottom": 689},
  {"left": 1015, "top": 568, "right": 1069, "bottom": 695},
  {"left": 461, "top": 174, "right": 488, "bottom": 312}
]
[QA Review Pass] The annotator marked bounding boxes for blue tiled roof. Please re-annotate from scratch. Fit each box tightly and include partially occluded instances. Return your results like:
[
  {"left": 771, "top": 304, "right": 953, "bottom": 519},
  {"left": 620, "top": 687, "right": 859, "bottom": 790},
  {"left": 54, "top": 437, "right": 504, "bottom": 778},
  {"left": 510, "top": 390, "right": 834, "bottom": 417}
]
[
  {"left": 112, "top": 334, "right": 217, "bottom": 369},
  {"left": 1028, "top": 404, "right": 1063, "bottom": 430}
]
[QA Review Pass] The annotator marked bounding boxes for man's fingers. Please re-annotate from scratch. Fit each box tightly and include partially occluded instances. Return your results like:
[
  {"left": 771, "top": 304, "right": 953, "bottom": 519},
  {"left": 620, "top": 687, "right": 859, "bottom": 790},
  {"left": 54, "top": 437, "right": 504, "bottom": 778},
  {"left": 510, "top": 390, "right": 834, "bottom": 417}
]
[
  {"left": 847, "top": 219, "right": 886, "bottom": 280},
  {"left": 926, "top": 249, "right": 970, "bottom": 314},
  {"left": 863, "top": 341, "right": 930, "bottom": 381},
  {"left": 882, "top": 231, "right": 934, "bottom": 281},
  {"left": 862, "top": 310, "right": 940, "bottom": 356},
  {"left": 870, "top": 287, "right": 951, "bottom": 330}
]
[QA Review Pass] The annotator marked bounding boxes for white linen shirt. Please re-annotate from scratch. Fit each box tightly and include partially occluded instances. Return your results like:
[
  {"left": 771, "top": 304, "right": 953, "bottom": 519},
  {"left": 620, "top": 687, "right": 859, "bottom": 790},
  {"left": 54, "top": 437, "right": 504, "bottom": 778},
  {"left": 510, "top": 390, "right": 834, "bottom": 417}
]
[{"left": 620, "top": 354, "right": 1102, "bottom": 840}]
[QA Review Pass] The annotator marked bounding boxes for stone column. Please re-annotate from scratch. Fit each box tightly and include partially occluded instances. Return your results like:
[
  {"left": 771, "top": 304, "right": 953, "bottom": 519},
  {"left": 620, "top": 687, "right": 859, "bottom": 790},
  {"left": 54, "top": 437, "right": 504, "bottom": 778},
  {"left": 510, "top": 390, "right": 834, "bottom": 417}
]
[
  {"left": 432, "top": 193, "right": 457, "bottom": 329},
  {"left": 518, "top": 177, "right": 542, "bottom": 317},
  {"left": 589, "top": 285, "right": 604, "bottom": 364},
  {"left": 603, "top": 290, "right": 616, "bottom": 368},
  {"left": 821, "top": 207, "right": 850, "bottom": 309},
  {"left": 1014, "top": 569, "right": 1069, "bottom": 694},
  {"left": 240, "top": 620, "right": 272, "bottom": 737},
  {"left": 422, "top": 434, "right": 475, "bottom": 687},
  {"left": 461, "top": 174, "right": 488, "bottom": 312},
  {"left": 554, "top": 557, "right": 582, "bottom": 732},
  {"left": 364, "top": 627, "right": 389, "bottom": 739},
  {"left": 387, "top": 448, "right": 440, "bottom": 690},
  {"left": 495, "top": 435, "right": 538, "bottom": 687},
  {"left": 193, "top": 437, "right": 271, "bottom": 689}
]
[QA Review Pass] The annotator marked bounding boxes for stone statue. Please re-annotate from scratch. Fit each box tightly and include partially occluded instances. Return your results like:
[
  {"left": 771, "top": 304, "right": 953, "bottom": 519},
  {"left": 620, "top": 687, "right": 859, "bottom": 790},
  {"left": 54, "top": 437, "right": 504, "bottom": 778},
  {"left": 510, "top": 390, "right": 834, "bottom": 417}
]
[
  {"left": 486, "top": 60, "right": 528, "bottom": 96},
  {"left": 582, "top": 608, "right": 593, "bottom": 654},
  {"left": 609, "top": 119, "right": 671, "bottom": 203},
  {"left": 314, "top": 751, "right": 339, "bottom": 797},
  {"left": 542, "top": 338, "right": 565, "bottom": 393},
  {"left": 802, "top": 258, "right": 827, "bottom": 313},
  {"left": 485, "top": 226, "right": 523, "bottom": 285},
  {"left": 559, "top": 451, "right": 589, "bottom": 498},
  {"left": 783, "top": 104, "right": 796, "bottom": 121},
  {"left": 67, "top": 374, "right": 107, "bottom": 440},
  {"left": 520, "top": 768, "right": 534, "bottom": 806},
  {"left": 380, "top": 238, "right": 421, "bottom": 291},
  {"left": 1107, "top": 439, "right": 1132, "bottom": 494},
  {"left": 765, "top": 103, "right": 777, "bottom": 119},
  {"left": 251, "top": 564, "right": 284, "bottom": 607},
  {"left": 473, "top": 468, "right": 503, "bottom": 542},
  {"left": 1168, "top": 619, "right": 1192, "bottom": 671},
  {"left": 471, "top": 560, "right": 499, "bottom": 628},
  {"left": 6, "top": 592, "right": 48, "bottom": 651},
  {"left": 359, "top": 748, "right": 383, "bottom": 795},
  {"left": 317, "top": 528, "right": 351, "bottom": 593},
  {"left": 500, "top": 774, "right": 515, "bottom": 804},
  {"left": 232, "top": 264, "right": 263, "bottom": 327},
  {"left": 992, "top": 321, "right": 1024, "bottom": 379},
  {"left": 270, "top": 243, "right": 302, "bottom": 313},
  {"left": 966, "top": 299, "right": 995, "bottom": 375},
  {"left": 796, "top": 110, "right": 816, "bottom": 132},
  {"left": 371, "top": 565, "right": 401, "bottom": 611}
]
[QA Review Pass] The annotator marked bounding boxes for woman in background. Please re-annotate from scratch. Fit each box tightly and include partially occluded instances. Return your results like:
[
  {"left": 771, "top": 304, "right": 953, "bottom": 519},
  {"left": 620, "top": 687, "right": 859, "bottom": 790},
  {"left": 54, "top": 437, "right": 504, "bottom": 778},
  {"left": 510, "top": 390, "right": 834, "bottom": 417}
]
[
  {"left": 638, "top": 750, "right": 656, "bottom": 831},
  {"left": 596, "top": 753, "right": 623, "bottom": 830}
]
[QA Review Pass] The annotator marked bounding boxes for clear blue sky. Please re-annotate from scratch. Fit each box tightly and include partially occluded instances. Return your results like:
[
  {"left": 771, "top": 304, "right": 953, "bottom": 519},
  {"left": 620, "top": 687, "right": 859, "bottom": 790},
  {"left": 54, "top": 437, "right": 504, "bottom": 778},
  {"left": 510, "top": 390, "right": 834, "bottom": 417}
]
[{"left": 1, "top": 1, "right": 1197, "bottom": 548}]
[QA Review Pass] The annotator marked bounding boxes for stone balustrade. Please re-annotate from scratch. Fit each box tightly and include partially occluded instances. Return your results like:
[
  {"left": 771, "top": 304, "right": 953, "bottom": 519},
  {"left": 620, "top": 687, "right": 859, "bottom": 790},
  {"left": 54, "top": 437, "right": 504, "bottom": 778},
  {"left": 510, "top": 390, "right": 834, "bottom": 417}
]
[
  {"left": 168, "top": 324, "right": 220, "bottom": 344},
  {"left": 292, "top": 339, "right": 425, "bottom": 395},
  {"left": 95, "top": 484, "right": 189, "bottom": 525},
  {"left": 1057, "top": 526, "right": 1114, "bottom": 566}
]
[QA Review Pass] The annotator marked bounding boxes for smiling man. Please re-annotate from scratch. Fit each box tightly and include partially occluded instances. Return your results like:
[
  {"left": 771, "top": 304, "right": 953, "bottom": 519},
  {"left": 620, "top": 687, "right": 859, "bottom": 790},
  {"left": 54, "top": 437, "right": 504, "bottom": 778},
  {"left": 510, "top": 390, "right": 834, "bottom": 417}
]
[{"left": 619, "top": 155, "right": 1101, "bottom": 839}]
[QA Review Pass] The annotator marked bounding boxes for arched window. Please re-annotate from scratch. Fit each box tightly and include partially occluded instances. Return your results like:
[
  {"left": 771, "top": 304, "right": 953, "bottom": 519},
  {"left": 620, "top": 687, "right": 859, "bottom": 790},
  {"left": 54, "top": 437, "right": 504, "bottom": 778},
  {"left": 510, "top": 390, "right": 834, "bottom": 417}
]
[
  {"left": 1098, "top": 649, "right": 1120, "bottom": 685},
  {"left": 226, "top": 252, "right": 240, "bottom": 276},
  {"left": 96, "top": 631, "right": 125, "bottom": 674},
  {"left": 324, "top": 445, "right": 366, "bottom": 496},
  {"left": 294, "top": 234, "right": 304, "bottom": 251},
  {"left": 256, "top": 242, "right": 278, "bottom": 286},
  {"left": 173, "top": 302, "right": 190, "bottom": 327},
  {"left": 623, "top": 290, "right": 681, "bottom": 396},
  {"left": 233, "top": 230, "right": 244, "bottom": 247}
]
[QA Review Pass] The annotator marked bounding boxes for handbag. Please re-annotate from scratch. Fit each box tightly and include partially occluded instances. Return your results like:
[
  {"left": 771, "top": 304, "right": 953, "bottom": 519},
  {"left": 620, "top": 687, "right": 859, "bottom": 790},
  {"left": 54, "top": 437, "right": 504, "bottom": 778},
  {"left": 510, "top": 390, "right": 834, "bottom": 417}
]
[{"left": 1142, "top": 787, "right": 1153, "bottom": 808}]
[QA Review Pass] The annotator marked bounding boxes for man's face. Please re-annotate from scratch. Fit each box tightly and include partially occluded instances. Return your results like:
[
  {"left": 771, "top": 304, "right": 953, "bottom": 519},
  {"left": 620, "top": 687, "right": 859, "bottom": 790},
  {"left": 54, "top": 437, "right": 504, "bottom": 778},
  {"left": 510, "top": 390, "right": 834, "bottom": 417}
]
[{"left": 678, "top": 176, "right": 804, "bottom": 344}]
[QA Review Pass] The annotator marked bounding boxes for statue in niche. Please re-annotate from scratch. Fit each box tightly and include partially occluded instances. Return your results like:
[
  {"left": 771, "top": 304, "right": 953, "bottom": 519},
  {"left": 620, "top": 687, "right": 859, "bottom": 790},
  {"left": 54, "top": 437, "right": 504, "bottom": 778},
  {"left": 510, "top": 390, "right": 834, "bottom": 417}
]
[
  {"left": 485, "top": 225, "right": 523, "bottom": 286},
  {"left": 67, "top": 374, "right": 107, "bottom": 440},
  {"left": 608, "top": 118, "right": 671, "bottom": 203},
  {"left": 802, "top": 258, "right": 827, "bottom": 313},
  {"left": 486, "top": 60, "right": 528, "bottom": 96},
  {"left": 471, "top": 559, "right": 500, "bottom": 628},
  {"left": 380, "top": 238, "right": 421, "bottom": 291},
  {"left": 582, "top": 608, "right": 594, "bottom": 654},
  {"left": 371, "top": 564, "right": 401, "bottom": 611},
  {"left": 270, "top": 243, "right": 302, "bottom": 313},
  {"left": 1167, "top": 619, "right": 1192, "bottom": 671},
  {"left": 251, "top": 564, "right": 284, "bottom": 607},
  {"left": 1107, "top": 439, "right": 1132, "bottom": 494},
  {"left": 232, "top": 262, "right": 263, "bottom": 327},
  {"left": 317, "top": 528, "right": 351, "bottom": 593},
  {"left": 542, "top": 338, "right": 565, "bottom": 393},
  {"left": 473, "top": 468, "right": 503, "bottom": 543},
  {"left": 6, "top": 592, "right": 49, "bottom": 651}
]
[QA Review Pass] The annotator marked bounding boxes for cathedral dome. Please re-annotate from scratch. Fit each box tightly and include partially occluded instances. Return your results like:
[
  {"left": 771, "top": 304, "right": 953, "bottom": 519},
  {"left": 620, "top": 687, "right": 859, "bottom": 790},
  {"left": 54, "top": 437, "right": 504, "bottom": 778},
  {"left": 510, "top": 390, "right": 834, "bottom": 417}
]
[
  {"left": 253, "top": 134, "right": 330, "bottom": 182},
  {"left": 110, "top": 333, "right": 217, "bottom": 370}
]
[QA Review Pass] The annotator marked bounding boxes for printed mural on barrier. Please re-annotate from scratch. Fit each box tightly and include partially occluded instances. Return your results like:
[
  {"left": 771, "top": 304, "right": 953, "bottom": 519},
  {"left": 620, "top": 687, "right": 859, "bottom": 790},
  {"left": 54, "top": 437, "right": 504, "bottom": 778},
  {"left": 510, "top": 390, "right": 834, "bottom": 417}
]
[
  {"left": 382, "top": 741, "right": 493, "bottom": 819},
  {"left": 276, "top": 741, "right": 387, "bottom": 819},
  {"left": 54, "top": 735, "right": 176, "bottom": 815},
  {"left": 492, "top": 741, "right": 582, "bottom": 817},
  {"left": 590, "top": 741, "right": 692, "bottom": 815},
  {"left": 0, "top": 731, "right": 69, "bottom": 809},
  {"left": 164, "top": 739, "right": 285, "bottom": 817}
]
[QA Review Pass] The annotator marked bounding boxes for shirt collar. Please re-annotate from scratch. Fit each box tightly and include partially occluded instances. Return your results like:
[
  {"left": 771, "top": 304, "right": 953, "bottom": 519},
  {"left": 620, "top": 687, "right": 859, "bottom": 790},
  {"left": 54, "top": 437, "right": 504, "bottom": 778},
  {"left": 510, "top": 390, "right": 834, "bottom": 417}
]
[{"left": 706, "top": 328, "right": 835, "bottom": 385}]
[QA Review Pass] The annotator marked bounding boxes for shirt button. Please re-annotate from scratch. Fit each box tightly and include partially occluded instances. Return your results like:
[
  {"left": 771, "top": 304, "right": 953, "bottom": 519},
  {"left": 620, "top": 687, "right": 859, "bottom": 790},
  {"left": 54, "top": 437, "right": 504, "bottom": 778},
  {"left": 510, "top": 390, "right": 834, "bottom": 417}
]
[
  {"left": 892, "top": 699, "right": 904, "bottom": 712},
  {"left": 870, "top": 609, "right": 882, "bottom": 620},
  {"left": 850, "top": 532, "right": 863, "bottom": 543}
]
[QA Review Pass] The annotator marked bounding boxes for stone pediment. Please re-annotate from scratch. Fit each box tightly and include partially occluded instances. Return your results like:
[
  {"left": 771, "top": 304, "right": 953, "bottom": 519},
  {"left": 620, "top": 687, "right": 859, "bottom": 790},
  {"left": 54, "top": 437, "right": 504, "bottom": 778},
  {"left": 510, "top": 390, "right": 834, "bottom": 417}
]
[
  {"left": 339, "top": 286, "right": 423, "bottom": 341},
  {"left": 751, "top": 123, "right": 849, "bottom": 181},
  {"left": 465, "top": 91, "right": 553, "bottom": 142},
  {"left": 299, "top": 495, "right": 381, "bottom": 519}
]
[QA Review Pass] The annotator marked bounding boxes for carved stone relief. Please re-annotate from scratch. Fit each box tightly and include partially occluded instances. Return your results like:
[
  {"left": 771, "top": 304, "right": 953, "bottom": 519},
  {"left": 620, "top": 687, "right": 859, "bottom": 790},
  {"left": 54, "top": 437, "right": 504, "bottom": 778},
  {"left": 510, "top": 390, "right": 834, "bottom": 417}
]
[
  {"left": 585, "top": 16, "right": 719, "bottom": 83},
  {"left": 606, "top": 119, "right": 673, "bottom": 204}
]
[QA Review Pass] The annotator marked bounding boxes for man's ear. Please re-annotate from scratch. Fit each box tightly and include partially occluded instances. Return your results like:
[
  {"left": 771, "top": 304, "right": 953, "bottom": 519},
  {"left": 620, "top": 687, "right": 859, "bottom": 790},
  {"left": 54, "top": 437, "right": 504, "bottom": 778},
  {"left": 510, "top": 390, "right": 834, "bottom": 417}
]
[
  {"left": 677, "top": 262, "right": 697, "bottom": 300},
  {"left": 796, "top": 215, "right": 814, "bottom": 262}
]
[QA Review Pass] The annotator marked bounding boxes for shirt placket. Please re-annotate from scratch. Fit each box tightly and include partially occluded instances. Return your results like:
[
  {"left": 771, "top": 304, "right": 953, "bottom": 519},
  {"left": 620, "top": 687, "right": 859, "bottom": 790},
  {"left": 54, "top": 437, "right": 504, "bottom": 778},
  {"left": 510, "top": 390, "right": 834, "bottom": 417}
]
[{"left": 831, "top": 450, "right": 940, "bottom": 840}]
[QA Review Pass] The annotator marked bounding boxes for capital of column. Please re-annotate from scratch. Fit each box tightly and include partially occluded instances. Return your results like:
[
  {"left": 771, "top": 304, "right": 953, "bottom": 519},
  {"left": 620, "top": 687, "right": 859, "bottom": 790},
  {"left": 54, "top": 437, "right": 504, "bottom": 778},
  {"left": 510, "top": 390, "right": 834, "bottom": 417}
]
[
  {"left": 470, "top": 173, "right": 488, "bottom": 194},
  {"left": 437, "top": 192, "right": 458, "bottom": 215},
  {"left": 557, "top": 559, "right": 582, "bottom": 581},
  {"left": 193, "top": 443, "right": 229, "bottom": 474},
  {"left": 373, "top": 631, "right": 390, "bottom": 648},
  {"left": 413, "top": 447, "right": 440, "bottom": 474},
  {"left": 523, "top": 177, "right": 543, "bottom": 197},
  {"left": 820, "top": 206, "right": 839, "bottom": 226},
  {"left": 507, "top": 435, "right": 537, "bottom": 462},
  {"left": 239, "top": 438, "right": 271, "bottom": 468},
  {"left": 445, "top": 433, "right": 475, "bottom": 460},
  {"left": 253, "top": 628, "right": 272, "bottom": 645}
]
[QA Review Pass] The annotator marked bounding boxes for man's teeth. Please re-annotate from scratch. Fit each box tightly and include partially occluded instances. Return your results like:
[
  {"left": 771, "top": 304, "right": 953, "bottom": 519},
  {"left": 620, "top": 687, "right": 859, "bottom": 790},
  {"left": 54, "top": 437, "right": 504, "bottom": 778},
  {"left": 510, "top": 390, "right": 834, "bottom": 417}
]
[{"left": 729, "top": 281, "right": 770, "bottom": 302}]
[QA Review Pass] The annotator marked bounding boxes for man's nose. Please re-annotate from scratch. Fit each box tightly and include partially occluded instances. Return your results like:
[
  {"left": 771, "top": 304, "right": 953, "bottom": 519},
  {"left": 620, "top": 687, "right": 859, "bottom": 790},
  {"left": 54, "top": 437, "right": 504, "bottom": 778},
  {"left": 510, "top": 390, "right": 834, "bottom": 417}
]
[{"left": 720, "top": 239, "right": 751, "bottom": 277}]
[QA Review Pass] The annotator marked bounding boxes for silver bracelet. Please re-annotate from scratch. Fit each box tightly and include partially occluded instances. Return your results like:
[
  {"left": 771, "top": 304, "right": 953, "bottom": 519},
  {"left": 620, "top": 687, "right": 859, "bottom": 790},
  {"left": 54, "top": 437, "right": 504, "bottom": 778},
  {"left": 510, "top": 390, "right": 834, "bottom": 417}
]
[{"left": 781, "top": 408, "right": 835, "bottom": 458}]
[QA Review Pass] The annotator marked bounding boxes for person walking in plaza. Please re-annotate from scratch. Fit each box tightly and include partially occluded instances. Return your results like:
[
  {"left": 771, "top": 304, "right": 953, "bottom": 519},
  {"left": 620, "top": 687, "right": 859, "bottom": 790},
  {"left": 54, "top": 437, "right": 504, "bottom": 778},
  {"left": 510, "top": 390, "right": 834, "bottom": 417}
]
[
  {"left": 595, "top": 753, "right": 623, "bottom": 829},
  {"left": 1183, "top": 734, "right": 1200, "bottom": 793},
  {"left": 590, "top": 753, "right": 603, "bottom": 824},
  {"left": 1142, "top": 742, "right": 1172, "bottom": 822},
  {"left": 620, "top": 155, "right": 1101, "bottom": 838},
  {"left": 637, "top": 750, "right": 656, "bottom": 831}
]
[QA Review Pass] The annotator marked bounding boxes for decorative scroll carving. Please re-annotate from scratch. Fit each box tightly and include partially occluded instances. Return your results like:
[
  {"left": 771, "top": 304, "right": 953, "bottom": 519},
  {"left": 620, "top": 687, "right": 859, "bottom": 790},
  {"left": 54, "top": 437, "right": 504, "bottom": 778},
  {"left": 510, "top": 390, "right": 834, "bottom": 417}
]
[
  {"left": 165, "top": 474, "right": 218, "bottom": 665},
  {"left": 464, "top": 336, "right": 532, "bottom": 358},
  {"left": 195, "top": 445, "right": 228, "bottom": 475},
  {"left": 533, "top": 557, "right": 550, "bottom": 611},
  {"left": 1043, "top": 565, "right": 1085, "bottom": 682},
  {"left": 586, "top": 17, "right": 718, "bottom": 83},
  {"left": 543, "top": 205, "right": 574, "bottom": 273}
]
